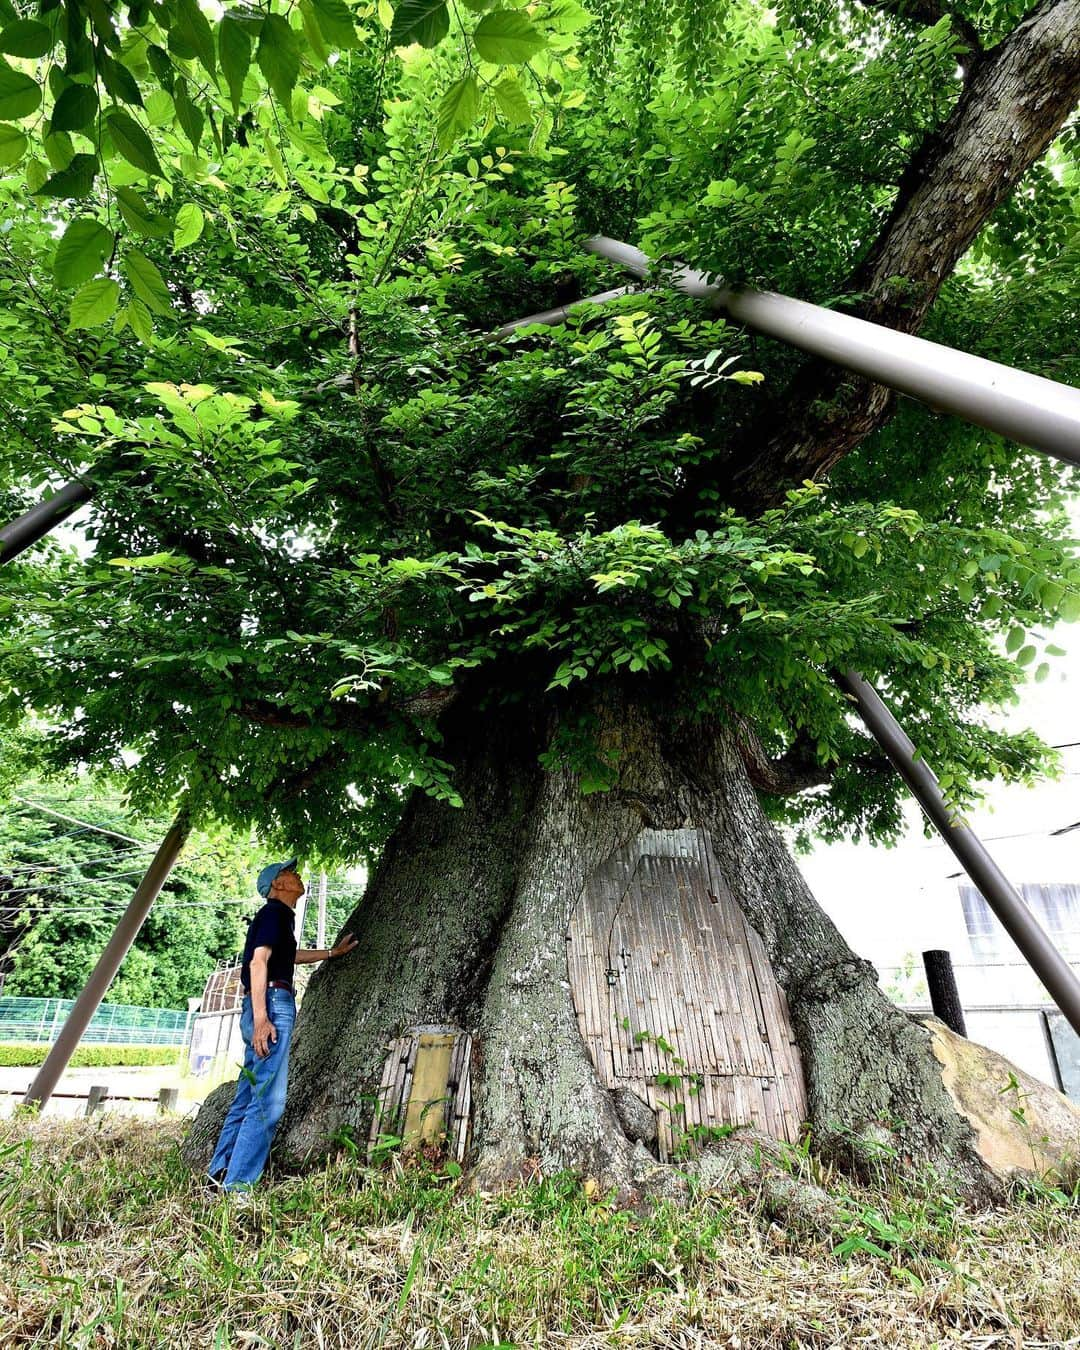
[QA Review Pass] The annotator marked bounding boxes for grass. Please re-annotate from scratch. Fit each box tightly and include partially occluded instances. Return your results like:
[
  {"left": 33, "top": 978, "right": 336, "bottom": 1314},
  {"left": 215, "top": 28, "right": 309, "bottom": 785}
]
[
  {"left": 1, "top": 1117, "right": 1079, "bottom": 1349},
  {"left": 0, "top": 1044, "right": 181, "bottom": 1069}
]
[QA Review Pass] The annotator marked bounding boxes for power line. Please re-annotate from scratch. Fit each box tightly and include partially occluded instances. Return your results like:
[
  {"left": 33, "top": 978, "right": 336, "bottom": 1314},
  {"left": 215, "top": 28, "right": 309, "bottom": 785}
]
[
  {"left": 12, "top": 797, "right": 151, "bottom": 846},
  {"left": 0, "top": 842, "right": 157, "bottom": 877}
]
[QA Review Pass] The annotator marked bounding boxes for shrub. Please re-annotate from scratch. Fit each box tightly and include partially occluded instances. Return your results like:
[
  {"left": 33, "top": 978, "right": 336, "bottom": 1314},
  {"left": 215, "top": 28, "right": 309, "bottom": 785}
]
[{"left": 0, "top": 1044, "right": 180, "bottom": 1068}]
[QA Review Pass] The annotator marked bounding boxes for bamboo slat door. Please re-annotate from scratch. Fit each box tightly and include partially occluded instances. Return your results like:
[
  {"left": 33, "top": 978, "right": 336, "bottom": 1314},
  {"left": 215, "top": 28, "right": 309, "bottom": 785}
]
[{"left": 566, "top": 828, "right": 807, "bottom": 1159}]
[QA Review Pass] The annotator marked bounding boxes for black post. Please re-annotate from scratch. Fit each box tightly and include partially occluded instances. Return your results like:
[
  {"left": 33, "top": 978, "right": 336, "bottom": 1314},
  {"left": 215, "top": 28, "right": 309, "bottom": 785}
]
[
  {"left": 0, "top": 478, "right": 94, "bottom": 565},
  {"left": 922, "top": 949, "right": 967, "bottom": 1037}
]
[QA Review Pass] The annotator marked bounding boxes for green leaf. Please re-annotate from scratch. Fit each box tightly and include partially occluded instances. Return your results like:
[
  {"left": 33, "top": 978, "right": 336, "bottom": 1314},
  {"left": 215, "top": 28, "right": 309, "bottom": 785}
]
[
  {"left": 124, "top": 249, "right": 172, "bottom": 316},
  {"left": 68, "top": 276, "right": 119, "bottom": 330},
  {"left": 1016, "top": 644, "right": 1037, "bottom": 666},
  {"left": 53, "top": 218, "right": 114, "bottom": 287},
  {"left": 175, "top": 0, "right": 217, "bottom": 80},
  {"left": 116, "top": 185, "right": 172, "bottom": 237},
  {"left": 299, "top": 0, "right": 331, "bottom": 62},
  {"left": 1005, "top": 625, "right": 1025, "bottom": 653},
  {"left": 0, "top": 120, "right": 27, "bottom": 165},
  {"left": 100, "top": 54, "right": 143, "bottom": 106},
  {"left": 36, "top": 150, "right": 97, "bottom": 198},
  {"left": 472, "top": 10, "right": 545, "bottom": 63},
  {"left": 125, "top": 296, "right": 153, "bottom": 343},
  {"left": 492, "top": 76, "right": 530, "bottom": 125},
  {"left": 258, "top": 14, "right": 301, "bottom": 106},
  {"left": 0, "top": 59, "right": 41, "bottom": 119},
  {"left": 43, "top": 128, "right": 73, "bottom": 169},
  {"left": 50, "top": 81, "right": 97, "bottom": 133},
  {"left": 107, "top": 108, "right": 163, "bottom": 177},
  {"left": 144, "top": 89, "right": 175, "bottom": 127},
  {"left": 436, "top": 74, "right": 479, "bottom": 150},
  {"left": 1060, "top": 593, "right": 1080, "bottom": 623},
  {"left": 219, "top": 16, "right": 252, "bottom": 116},
  {"left": 0, "top": 19, "right": 52, "bottom": 58},
  {"left": 312, "top": 0, "right": 359, "bottom": 48},
  {"left": 24, "top": 155, "right": 47, "bottom": 191},
  {"left": 173, "top": 202, "right": 205, "bottom": 250},
  {"left": 173, "top": 82, "right": 204, "bottom": 149},
  {"left": 390, "top": 0, "right": 449, "bottom": 49}
]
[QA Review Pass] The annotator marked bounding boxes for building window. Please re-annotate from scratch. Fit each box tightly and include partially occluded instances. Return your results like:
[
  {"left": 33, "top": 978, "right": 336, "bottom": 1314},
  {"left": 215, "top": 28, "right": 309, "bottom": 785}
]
[{"left": 959, "top": 883, "right": 1080, "bottom": 961}]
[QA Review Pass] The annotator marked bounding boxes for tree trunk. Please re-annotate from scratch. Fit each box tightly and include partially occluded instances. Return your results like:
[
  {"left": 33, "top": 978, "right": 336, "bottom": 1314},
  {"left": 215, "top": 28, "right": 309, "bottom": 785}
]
[
  {"left": 186, "top": 686, "right": 996, "bottom": 1200},
  {"left": 718, "top": 0, "right": 1080, "bottom": 511}
]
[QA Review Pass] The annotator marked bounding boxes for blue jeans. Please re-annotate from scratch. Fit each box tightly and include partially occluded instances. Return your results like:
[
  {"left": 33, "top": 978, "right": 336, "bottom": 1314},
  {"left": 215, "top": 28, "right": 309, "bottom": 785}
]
[{"left": 208, "top": 988, "right": 296, "bottom": 1191}]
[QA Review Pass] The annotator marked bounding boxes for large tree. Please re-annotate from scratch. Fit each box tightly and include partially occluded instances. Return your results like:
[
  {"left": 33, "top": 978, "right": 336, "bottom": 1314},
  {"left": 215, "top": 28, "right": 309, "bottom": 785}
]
[{"left": 1, "top": 0, "right": 1078, "bottom": 1197}]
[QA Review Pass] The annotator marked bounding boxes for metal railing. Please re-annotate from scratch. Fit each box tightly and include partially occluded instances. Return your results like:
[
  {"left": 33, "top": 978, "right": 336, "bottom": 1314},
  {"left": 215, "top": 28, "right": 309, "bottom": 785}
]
[{"left": 0, "top": 996, "right": 191, "bottom": 1047}]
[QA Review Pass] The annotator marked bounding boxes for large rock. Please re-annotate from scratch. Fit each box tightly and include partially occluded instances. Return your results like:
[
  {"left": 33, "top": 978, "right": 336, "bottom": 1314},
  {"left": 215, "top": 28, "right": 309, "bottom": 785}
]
[{"left": 923, "top": 1017, "right": 1080, "bottom": 1181}]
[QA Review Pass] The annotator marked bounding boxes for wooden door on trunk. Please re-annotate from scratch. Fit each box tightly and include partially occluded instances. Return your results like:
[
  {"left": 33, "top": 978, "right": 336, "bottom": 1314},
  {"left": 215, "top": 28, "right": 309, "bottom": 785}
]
[{"left": 566, "top": 828, "right": 806, "bottom": 1158}]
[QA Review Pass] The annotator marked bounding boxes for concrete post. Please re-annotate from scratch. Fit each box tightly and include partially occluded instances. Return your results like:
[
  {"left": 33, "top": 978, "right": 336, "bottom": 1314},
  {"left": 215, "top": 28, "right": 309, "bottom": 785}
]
[{"left": 85, "top": 1085, "right": 109, "bottom": 1116}]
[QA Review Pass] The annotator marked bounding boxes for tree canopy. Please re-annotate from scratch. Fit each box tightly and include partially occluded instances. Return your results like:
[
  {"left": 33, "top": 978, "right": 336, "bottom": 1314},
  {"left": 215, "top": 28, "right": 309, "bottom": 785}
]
[{"left": 1, "top": 0, "right": 1078, "bottom": 863}]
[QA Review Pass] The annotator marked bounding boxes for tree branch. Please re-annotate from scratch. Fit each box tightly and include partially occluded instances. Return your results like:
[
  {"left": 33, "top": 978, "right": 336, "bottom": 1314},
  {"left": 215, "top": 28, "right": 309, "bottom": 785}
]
[
  {"left": 235, "top": 684, "right": 458, "bottom": 736},
  {"left": 710, "top": 0, "right": 1080, "bottom": 516},
  {"left": 736, "top": 722, "right": 833, "bottom": 795},
  {"left": 858, "top": 0, "right": 984, "bottom": 73}
]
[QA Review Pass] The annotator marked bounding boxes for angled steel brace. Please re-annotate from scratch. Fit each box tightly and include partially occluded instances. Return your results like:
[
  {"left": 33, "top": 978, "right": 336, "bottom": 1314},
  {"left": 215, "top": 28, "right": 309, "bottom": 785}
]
[
  {"left": 9, "top": 234, "right": 1079, "bottom": 564},
  {"left": 23, "top": 809, "right": 191, "bottom": 1111},
  {"left": 582, "top": 237, "right": 1080, "bottom": 466},
  {"left": 838, "top": 672, "right": 1080, "bottom": 1037},
  {"left": 508, "top": 241, "right": 1080, "bottom": 1037},
  {"left": 0, "top": 477, "right": 94, "bottom": 565}
]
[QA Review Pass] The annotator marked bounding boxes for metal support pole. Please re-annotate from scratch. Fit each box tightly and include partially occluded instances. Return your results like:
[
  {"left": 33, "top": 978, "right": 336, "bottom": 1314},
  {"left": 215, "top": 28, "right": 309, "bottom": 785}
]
[
  {"left": 0, "top": 478, "right": 94, "bottom": 565},
  {"left": 582, "top": 237, "right": 1080, "bottom": 469},
  {"left": 922, "top": 949, "right": 967, "bottom": 1037},
  {"left": 23, "top": 810, "right": 191, "bottom": 1110},
  {"left": 837, "top": 670, "right": 1080, "bottom": 1038}
]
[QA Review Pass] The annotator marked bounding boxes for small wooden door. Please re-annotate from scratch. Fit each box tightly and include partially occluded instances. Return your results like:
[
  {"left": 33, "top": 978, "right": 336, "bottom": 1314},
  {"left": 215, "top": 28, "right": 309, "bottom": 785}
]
[{"left": 566, "top": 828, "right": 806, "bottom": 1158}]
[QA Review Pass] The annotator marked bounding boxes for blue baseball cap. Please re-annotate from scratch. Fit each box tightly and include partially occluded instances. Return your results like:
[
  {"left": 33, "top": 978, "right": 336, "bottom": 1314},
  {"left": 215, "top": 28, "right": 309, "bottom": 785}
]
[{"left": 256, "top": 858, "right": 298, "bottom": 898}]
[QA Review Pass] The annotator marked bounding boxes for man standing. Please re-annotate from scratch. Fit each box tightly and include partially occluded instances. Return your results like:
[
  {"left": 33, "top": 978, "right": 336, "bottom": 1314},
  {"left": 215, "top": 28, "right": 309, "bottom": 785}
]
[{"left": 208, "top": 859, "right": 358, "bottom": 1192}]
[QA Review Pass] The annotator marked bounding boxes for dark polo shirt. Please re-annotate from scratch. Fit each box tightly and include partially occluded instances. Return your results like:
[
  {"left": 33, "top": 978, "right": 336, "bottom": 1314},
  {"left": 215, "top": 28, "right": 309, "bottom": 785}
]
[{"left": 240, "top": 899, "right": 297, "bottom": 991}]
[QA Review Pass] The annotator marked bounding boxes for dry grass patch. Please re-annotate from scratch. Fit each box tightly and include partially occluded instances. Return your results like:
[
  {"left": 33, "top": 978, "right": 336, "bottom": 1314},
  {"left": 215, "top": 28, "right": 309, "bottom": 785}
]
[{"left": 1, "top": 1115, "right": 1078, "bottom": 1348}]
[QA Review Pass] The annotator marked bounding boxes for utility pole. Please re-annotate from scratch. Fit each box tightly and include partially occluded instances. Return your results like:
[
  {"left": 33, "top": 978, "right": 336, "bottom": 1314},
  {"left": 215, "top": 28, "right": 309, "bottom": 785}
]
[
  {"left": 316, "top": 870, "right": 328, "bottom": 950},
  {"left": 23, "top": 809, "right": 191, "bottom": 1111}
]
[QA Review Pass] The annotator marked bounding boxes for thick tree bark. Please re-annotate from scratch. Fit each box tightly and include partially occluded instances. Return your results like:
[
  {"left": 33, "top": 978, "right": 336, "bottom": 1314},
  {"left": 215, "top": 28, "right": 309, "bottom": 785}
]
[
  {"left": 718, "top": 0, "right": 1080, "bottom": 512},
  {"left": 186, "top": 686, "right": 996, "bottom": 1201}
]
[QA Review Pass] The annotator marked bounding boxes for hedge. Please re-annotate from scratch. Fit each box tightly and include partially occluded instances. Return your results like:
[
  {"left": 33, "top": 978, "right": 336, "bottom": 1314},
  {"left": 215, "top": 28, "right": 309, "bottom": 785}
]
[{"left": 0, "top": 1044, "right": 181, "bottom": 1068}]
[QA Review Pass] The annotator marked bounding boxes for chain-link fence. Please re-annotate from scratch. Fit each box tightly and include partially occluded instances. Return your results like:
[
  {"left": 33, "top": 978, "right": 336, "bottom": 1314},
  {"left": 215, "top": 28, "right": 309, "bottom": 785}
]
[{"left": 0, "top": 997, "right": 191, "bottom": 1046}]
